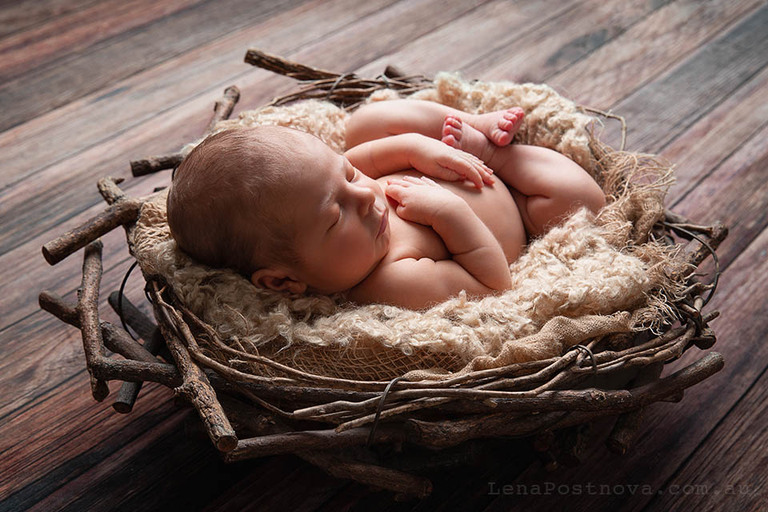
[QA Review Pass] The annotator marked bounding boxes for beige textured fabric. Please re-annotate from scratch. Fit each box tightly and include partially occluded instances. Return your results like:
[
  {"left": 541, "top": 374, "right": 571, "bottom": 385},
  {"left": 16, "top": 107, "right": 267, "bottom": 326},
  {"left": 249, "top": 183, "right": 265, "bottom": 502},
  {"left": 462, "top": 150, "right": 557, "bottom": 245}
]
[{"left": 131, "top": 74, "right": 688, "bottom": 381}]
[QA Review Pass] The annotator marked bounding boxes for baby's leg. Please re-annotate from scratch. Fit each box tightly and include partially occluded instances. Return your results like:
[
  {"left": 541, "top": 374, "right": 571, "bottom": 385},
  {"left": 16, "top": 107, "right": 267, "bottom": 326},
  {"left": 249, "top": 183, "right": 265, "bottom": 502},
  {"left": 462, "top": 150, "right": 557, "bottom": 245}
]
[
  {"left": 443, "top": 116, "right": 605, "bottom": 237},
  {"left": 345, "top": 99, "right": 524, "bottom": 148}
]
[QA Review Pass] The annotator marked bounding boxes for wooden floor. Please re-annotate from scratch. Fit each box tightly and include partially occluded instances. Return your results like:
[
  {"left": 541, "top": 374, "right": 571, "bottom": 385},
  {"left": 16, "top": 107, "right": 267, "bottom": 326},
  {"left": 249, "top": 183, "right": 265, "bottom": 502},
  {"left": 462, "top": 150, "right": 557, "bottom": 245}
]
[{"left": 1, "top": 0, "right": 767, "bottom": 510}]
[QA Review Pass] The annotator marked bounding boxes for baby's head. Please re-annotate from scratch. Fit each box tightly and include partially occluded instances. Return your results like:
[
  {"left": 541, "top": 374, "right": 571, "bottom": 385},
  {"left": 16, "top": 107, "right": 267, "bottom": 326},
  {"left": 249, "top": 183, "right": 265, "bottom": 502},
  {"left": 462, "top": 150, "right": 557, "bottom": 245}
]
[{"left": 167, "top": 126, "right": 390, "bottom": 295}]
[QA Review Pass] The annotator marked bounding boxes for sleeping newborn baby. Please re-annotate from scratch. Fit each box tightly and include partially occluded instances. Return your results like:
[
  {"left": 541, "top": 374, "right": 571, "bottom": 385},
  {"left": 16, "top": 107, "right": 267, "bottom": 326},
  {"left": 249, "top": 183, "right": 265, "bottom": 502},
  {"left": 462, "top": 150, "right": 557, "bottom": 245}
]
[{"left": 167, "top": 99, "right": 605, "bottom": 309}]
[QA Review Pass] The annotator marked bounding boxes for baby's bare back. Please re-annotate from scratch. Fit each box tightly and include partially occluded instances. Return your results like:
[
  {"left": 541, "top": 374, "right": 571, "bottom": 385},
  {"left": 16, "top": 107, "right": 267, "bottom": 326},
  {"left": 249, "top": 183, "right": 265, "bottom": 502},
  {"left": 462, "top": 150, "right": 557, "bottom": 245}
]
[{"left": 375, "top": 170, "right": 527, "bottom": 266}]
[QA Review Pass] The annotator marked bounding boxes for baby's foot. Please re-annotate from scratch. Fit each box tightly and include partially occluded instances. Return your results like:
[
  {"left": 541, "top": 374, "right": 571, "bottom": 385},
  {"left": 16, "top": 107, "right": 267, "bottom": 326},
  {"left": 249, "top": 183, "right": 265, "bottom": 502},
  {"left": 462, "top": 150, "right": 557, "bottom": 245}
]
[
  {"left": 441, "top": 115, "right": 496, "bottom": 164},
  {"left": 468, "top": 107, "right": 525, "bottom": 146}
]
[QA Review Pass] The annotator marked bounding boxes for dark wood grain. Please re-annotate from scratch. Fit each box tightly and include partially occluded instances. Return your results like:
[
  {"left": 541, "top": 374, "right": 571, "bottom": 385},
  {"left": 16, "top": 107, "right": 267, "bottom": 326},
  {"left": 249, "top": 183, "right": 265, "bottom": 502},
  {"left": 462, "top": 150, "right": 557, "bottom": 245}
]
[
  {"left": 464, "top": 0, "right": 676, "bottom": 83},
  {"left": 546, "top": 0, "right": 765, "bottom": 109},
  {"left": 0, "top": 380, "right": 176, "bottom": 505},
  {"left": 671, "top": 123, "right": 768, "bottom": 269},
  {"left": 0, "top": 0, "right": 100, "bottom": 39},
  {"left": 356, "top": 0, "right": 580, "bottom": 79},
  {"left": 0, "top": 0, "right": 395, "bottom": 190},
  {"left": 608, "top": 1, "right": 768, "bottom": 153},
  {"left": 0, "top": 0, "right": 307, "bottom": 132},
  {"left": 662, "top": 64, "right": 768, "bottom": 203},
  {"left": 646, "top": 259, "right": 768, "bottom": 511},
  {"left": 0, "top": 0, "right": 205, "bottom": 84}
]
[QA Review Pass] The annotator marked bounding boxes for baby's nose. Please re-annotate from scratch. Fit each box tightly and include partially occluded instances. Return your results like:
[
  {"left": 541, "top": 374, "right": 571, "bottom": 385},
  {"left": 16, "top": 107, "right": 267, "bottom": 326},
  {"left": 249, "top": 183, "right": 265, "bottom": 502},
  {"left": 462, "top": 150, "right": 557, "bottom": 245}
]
[{"left": 355, "top": 184, "right": 375, "bottom": 213}]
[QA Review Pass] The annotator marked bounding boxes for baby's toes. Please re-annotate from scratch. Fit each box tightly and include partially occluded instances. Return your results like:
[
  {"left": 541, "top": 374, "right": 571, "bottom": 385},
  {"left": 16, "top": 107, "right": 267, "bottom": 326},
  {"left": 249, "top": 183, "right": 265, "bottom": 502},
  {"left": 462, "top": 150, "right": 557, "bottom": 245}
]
[
  {"left": 502, "top": 108, "right": 525, "bottom": 131},
  {"left": 441, "top": 115, "right": 463, "bottom": 148}
]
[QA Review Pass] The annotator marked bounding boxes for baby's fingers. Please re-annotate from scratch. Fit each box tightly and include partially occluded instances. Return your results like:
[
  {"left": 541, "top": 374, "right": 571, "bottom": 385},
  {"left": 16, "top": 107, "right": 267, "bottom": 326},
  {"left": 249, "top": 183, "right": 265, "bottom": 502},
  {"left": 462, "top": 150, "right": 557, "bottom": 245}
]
[
  {"left": 448, "top": 153, "right": 493, "bottom": 189},
  {"left": 463, "top": 154, "right": 495, "bottom": 188},
  {"left": 385, "top": 179, "right": 414, "bottom": 203}
]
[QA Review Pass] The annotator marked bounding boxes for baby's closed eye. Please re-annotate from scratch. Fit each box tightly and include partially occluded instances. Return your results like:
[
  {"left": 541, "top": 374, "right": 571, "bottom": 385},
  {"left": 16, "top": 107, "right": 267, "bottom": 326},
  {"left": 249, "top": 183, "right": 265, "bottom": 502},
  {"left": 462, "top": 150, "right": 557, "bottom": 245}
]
[{"left": 328, "top": 204, "right": 342, "bottom": 230}]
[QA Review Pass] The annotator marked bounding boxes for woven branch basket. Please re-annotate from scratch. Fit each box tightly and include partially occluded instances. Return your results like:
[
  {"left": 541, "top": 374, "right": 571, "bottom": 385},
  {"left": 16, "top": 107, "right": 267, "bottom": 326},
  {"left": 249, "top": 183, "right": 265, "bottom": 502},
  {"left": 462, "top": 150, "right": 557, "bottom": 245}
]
[{"left": 40, "top": 49, "right": 728, "bottom": 498}]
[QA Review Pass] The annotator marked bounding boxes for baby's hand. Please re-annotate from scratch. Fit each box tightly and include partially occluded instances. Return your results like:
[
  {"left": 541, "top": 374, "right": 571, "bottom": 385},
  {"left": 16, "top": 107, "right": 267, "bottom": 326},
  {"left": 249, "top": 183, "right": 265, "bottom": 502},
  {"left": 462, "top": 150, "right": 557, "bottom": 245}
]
[
  {"left": 409, "top": 137, "right": 494, "bottom": 189},
  {"left": 386, "top": 176, "right": 465, "bottom": 226}
]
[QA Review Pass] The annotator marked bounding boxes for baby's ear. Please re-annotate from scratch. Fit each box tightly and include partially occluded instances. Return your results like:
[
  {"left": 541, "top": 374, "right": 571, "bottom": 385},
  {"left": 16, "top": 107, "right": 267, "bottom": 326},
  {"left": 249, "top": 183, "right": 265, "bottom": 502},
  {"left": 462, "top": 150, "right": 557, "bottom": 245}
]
[{"left": 250, "top": 268, "right": 307, "bottom": 294}]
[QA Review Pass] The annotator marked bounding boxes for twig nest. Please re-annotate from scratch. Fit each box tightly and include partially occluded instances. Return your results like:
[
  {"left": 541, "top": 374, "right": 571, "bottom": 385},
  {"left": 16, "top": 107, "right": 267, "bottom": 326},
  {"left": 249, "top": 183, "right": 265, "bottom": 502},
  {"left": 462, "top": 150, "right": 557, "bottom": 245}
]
[{"left": 131, "top": 74, "right": 689, "bottom": 381}]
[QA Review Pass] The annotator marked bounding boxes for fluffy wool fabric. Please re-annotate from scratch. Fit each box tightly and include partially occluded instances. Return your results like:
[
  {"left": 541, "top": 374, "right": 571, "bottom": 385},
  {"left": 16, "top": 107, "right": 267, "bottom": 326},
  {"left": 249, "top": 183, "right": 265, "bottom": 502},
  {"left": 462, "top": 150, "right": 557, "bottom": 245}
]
[{"left": 132, "top": 73, "right": 689, "bottom": 381}]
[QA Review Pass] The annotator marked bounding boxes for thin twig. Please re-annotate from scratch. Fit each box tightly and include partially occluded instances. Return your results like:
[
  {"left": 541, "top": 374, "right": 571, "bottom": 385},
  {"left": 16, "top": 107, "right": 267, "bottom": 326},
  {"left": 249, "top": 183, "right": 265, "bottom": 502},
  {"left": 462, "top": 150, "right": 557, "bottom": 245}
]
[
  {"left": 77, "top": 241, "right": 110, "bottom": 401},
  {"left": 149, "top": 282, "right": 238, "bottom": 452},
  {"left": 580, "top": 106, "right": 627, "bottom": 152},
  {"left": 42, "top": 199, "right": 142, "bottom": 265}
]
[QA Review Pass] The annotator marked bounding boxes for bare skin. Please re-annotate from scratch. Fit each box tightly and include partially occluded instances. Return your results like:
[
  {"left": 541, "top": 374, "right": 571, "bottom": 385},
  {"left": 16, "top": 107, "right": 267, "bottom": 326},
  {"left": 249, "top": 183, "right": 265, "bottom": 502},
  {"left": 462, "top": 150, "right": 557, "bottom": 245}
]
[
  {"left": 440, "top": 114, "right": 606, "bottom": 236},
  {"left": 345, "top": 99, "right": 525, "bottom": 148},
  {"left": 250, "top": 100, "right": 604, "bottom": 309}
]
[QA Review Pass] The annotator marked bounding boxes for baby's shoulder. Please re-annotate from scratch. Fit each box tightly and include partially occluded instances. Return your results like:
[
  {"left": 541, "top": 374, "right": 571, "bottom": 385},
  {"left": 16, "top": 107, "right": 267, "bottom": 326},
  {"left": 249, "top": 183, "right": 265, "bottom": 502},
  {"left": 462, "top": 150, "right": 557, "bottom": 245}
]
[
  {"left": 347, "top": 255, "right": 453, "bottom": 308},
  {"left": 346, "top": 256, "right": 404, "bottom": 304}
]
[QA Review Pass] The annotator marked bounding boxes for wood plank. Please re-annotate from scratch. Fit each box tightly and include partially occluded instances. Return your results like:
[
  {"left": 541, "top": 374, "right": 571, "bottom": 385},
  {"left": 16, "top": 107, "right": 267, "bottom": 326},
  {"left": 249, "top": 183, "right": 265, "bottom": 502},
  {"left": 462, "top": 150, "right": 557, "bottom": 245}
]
[
  {"left": 203, "top": 459, "right": 342, "bottom": 512},
  {"left": 269, "top": 0, "right": 488, "bottom": 80},
  {"left": 544, "top": 0, "right": 765, "bottom": 109},
  {"left": 23, "top": 412, "right": 190, "bottom": 512},
  {"left": 355, "top": 0, "right": 579, "bottom": 79},
  {"left": 20, "top": 413, "right": 274, "bottom": 512},
  {"left": 607, "top": 2, "right": 768, "bottom": 153},
  {"left": 0, "top": 379, "right": 177, "bottom": 505},
  {"left": 0, "top": 233, "right": 159, "bottom": 420},
  {"left": 646, "top": 329, "right": 768, "bottom": 511},
  {"left": 670, "top": 122, "right": 768, "bottom": 270},
  {"left": 0, "top": 0, "right": 395, "bottom": 190},
  {"left": 462, "top": 0, "right": 673, "bottom": 83},
  {"left": 0, "top": 0, "right": 204, "bottom": 84},
  {"left": 0, "top": 0, "right": 308, "bottom": 132},
  {"left": 661, "top": 64, "right": 768, "bottom": 202},
  {"left": 0, "top": 0, "right": 101, "bottom": 39}
]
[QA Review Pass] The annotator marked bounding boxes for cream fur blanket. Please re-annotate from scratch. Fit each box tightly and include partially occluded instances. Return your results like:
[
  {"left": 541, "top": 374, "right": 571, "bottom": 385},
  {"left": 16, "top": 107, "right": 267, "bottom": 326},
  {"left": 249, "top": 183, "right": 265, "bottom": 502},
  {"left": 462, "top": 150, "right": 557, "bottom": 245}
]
[{"left": 131, "top": 74, "right": 687, "bottom": 381}]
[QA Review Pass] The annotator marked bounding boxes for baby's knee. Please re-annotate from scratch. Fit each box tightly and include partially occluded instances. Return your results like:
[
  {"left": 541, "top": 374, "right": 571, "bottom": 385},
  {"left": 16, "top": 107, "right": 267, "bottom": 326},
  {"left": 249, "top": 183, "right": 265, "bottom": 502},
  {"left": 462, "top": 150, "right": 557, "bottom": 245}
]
[{"left": 585, "top": 183, "right": 606, "bottom": 214}]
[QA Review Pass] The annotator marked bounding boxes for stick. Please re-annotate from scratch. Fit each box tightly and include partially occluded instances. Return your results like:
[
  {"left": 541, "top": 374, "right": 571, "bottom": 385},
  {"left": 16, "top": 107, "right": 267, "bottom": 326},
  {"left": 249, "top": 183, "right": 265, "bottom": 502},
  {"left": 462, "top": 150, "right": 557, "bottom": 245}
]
[
  {"left": 113, "top": 329, "right": 167, "bottom": 413},
  {"left": 77, "top": 241, "right": 110, "bottom": 401},
  {"left": 552, "top": 351, "right": 725, "bottom": 432},
  {"left": 406, "top": 352, "right": 723, "bottom": 448},
  {"left": 130, "top": 153, "right": 183, "bottom": 177},
  {"left": 42, "top": 199, "right": 142, "bottom": 265},
  {"left": 606, "top": 362, "right": 663, "bottom": 455},
  {"left": 150, "top": 282, "right": 237, "bottom": 452},
  {"left": 225, "top": 424, "right": 405, "bottom": 461},
  {"left": 244, "top": 48, "right": 338, "bottom": 81},
  {"left": 97, "top": 176, "right": 127, "bottom": 205},
  {"left": 129, "top": 85, "right": 241, "bottom": 177},
  {"left": 39, "top": 290, "right": 180, "bottom": 387},
  {"left": 108, "top": 291, "right": 157, "bottom": 341},
  {"left": 207, "top": 85, "right": 240, "bottom": 133},
  {"left": 107, "top": 291, "right": 164, "bottom": 411},
  {"left": 298, "top": 451, "right": 432, "bottom": 499}
]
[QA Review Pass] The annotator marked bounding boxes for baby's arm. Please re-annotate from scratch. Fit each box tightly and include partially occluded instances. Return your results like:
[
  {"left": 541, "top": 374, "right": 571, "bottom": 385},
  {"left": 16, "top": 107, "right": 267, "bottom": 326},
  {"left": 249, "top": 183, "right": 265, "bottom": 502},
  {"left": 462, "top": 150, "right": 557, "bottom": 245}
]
[
  {"left": 371, "top": 176, "right": 511, "bottom": 306},
  {"left": 344, "top": 133, "right": 494, "bottom": 189}
]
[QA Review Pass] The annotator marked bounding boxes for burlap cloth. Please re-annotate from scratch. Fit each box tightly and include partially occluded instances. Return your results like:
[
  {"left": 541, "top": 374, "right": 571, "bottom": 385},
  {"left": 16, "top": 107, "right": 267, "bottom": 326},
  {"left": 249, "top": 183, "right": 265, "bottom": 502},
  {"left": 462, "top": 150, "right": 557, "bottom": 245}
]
[{"left": 131, "top": 73, "right": 688, "bottom": 381}]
